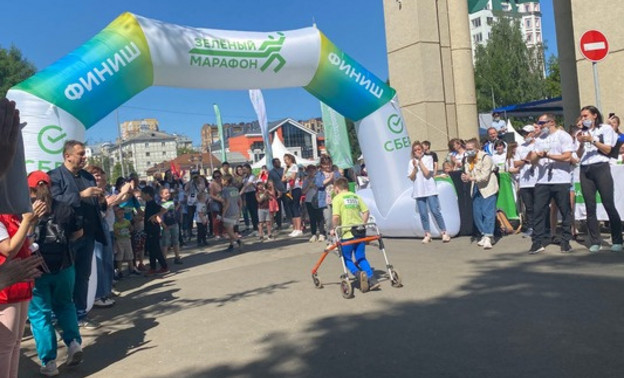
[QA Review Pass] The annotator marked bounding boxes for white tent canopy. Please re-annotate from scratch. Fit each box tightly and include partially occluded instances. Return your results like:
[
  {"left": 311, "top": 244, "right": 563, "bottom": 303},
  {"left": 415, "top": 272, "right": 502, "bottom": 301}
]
[{"left": 251, "top": 136, "right": 317, "bottom": 169}]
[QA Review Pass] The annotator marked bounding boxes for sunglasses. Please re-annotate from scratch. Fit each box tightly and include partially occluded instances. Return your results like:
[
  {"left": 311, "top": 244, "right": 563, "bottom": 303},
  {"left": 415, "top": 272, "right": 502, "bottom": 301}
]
[{"left": 537, "top": 120, "right": 550, "bottom": 125}]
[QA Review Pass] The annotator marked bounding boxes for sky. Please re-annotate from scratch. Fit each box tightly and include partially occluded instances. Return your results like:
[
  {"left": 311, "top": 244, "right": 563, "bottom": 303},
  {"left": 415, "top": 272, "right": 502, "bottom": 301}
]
[{"left": 0, "top": 0, "right": 556, "bottom": 146}]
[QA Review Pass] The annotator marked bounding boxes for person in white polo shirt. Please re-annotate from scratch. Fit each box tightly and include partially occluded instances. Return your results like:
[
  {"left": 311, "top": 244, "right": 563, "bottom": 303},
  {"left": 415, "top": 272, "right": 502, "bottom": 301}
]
[
  {"left": 528, "top": 114, "right": 574, "bottom": 254},
  {"left": 576, "top": 105, "right": 622, "bottom": 253}
]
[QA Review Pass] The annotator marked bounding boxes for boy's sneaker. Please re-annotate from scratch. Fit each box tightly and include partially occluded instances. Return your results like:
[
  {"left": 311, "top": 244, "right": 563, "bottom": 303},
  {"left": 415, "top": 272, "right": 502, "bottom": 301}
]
[
  {"left": 560, "top": 241, "right": 573, "bottom": 253},
  {"left": 174, "top": 257, "right": 183, "bottom": 265},
  {"left": 358, "top": 271, "right": 369, "bottom": 293},
  {"left": 66, "top": 340, "right": 83, "bottom": 366},
  {"left": 40, "top": 360, "right": 59, "bottom": 376},
  {"left": 318, "top": 234, "right": 326, "bottom": 242},
  {"left": 77, "top": 317, "right": 100, "bottom": 330},
  {"left": 369, "top": 277, "right": 381, "bottom": 291},
  {"left": 309, "top": 235, "right": 318, "bottom": 243},
  {"left": 529, "top": 243, "right": 545, "bottom": 255}
]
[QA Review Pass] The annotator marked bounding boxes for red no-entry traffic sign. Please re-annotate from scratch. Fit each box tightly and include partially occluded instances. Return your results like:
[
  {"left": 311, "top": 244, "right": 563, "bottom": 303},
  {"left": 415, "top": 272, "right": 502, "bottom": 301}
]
[{"left": 580, "top": 30, "right": 609, "bottom": 62}]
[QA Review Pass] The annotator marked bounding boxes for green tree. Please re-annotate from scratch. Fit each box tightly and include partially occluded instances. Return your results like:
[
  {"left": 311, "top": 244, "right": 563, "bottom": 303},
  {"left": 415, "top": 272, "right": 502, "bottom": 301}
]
[
  {"left": 345, "top": 119, "right": 361, "bottom": 163},
  {"left": 87, "top": 155, "right": 112, "bottom": 177},
  {"left": 177, "top": 145, "right": 196, "bottom": 156},
  {"left": 544, "top": 54, "right": 561, "bottom": 99},
  {"left": 473, "top": 17, "right": 545, "bottom": 112},
  {"left": 112, "top": 162, "right": 123, "bottom": 183},
  {"left": 0, "top": 45, "right": 36, "bottom": 97}
]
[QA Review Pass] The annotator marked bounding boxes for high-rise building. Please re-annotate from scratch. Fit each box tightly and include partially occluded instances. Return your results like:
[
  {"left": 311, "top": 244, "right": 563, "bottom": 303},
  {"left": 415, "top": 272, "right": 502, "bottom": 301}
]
[
  {"left": 468, "top": 1, "right": 542, "bottom": 61},
  {"left": 120, "top": 118, "right": 159, "bottom": 140}
]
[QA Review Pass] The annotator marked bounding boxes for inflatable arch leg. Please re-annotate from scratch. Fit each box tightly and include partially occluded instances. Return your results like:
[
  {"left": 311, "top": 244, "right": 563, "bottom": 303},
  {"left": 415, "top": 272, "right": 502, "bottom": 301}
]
[{"left": 7, "top": 12, "right": 459, "bottom": 237}]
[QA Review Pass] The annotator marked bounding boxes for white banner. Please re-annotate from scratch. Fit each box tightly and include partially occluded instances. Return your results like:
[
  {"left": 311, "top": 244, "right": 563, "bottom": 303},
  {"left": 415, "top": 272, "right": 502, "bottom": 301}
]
[{"left": 249, "top": 89, "right": 273, "bottom": 171}]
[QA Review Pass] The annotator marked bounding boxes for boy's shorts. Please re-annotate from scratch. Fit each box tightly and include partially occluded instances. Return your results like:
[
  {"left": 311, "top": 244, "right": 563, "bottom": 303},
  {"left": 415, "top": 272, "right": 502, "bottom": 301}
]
[
  {"left": 258, "top": 209, "right": 271, "bottom": 223},
  {"left": 115, "top": 238, "right": 134, "bottom": 261},
  {"left": 161, "top": 224, "right": 180, "bottom": 248}
]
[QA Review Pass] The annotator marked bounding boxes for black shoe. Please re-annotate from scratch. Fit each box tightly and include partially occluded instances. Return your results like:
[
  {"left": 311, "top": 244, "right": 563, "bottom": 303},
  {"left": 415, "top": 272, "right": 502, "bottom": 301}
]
[
  {"left": 550, "top": 236, "right": 561, "bottom": 245},
  {"left": 560, "top": 241, "right": 573, "bottom": 253},
  {"left": 226, "top": 244, "right": 234, "bottom": 252},
  {"left": 236, "top": 239, "right": 242, "bottom": 247},
  {"left": 174, "top": 257, "right": 183, "bottom": 265},
  {"left": 369, "top": 277, "right": 381, "bottom": 291},
  {"left": 529, "top": 243, "right": 545, "bottom": 255}
]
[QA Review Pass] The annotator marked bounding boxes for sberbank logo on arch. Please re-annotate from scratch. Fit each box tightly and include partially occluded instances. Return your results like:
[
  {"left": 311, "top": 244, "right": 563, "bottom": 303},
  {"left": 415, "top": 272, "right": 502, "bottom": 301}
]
[
  {"left": 189, "top": 32, "right": 286, "bottom": 72},
  {"left": 383, "top": 113, "right": 410, "bottom": 152}
]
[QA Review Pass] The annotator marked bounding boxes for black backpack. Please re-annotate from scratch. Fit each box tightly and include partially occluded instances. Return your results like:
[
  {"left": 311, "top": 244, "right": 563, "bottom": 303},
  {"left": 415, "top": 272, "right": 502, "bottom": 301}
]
[{"left": 35, "top": 213, "right": 72, "bottom": 272}]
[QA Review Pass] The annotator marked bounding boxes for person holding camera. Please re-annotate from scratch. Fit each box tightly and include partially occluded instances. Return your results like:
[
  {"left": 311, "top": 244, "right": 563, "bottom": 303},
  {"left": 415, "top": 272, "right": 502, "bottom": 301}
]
[
  {"left": 26, "top": 171, "right": 85, "bottom": 375},
  {"left": 577, "top": 106, "right": 622, "bottom": 253}
]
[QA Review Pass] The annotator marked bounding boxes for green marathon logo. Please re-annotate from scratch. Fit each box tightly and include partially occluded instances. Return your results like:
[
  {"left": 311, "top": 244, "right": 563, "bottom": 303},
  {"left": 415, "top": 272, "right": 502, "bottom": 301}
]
[
  {"left": 38, "top": 125, "right": 67, "bottom": 154},
  {"left": 384, "top": 113, "right": 410, "bottom": 152},
  {"left": 189, "top": 32, "right": 286, "bottom": 72}
]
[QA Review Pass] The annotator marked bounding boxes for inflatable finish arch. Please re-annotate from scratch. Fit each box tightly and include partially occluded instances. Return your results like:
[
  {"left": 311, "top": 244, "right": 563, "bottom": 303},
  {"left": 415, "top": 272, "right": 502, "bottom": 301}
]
[{"left": 8, "top": 12, "right": 459, "bottom": 237}]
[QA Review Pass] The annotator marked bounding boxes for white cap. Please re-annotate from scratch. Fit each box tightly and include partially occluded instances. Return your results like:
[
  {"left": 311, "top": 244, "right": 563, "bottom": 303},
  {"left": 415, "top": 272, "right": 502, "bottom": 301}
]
[{"left": 522, "top": 125, "right": 535, "bottom": 133}]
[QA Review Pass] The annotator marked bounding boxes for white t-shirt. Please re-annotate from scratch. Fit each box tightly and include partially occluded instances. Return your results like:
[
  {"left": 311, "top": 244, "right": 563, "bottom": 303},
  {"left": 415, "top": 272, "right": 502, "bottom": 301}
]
[
  {"left": 407, "top": 155, "right": 438, "bottom": 198},
  {"left": 580, "top": 124, "right": 618, "bottom": 166},
  {"left": 285, "top": 165, "right": 302, "bottom": 190},
  {"left": 492, "top": 119, "right": 507, "bottom": 133},
  {"left": 0, "top": 222, "right": 8, "bottom": 243},
  {"left": 514, "top": 142, "right": 537, "bottom": 188},
  {"left": 534, "top": 129, "right": 574, "bottom": 185},
  {"left": 242, "top": 174, "right": 257, "bottom": 193},
  {"left": 491, "top": 152, "right": 507, "bottom": 171}
]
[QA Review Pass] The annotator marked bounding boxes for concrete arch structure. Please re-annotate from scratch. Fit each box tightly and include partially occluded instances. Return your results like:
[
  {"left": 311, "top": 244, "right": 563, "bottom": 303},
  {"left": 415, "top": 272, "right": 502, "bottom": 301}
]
[{"left": 8, "top": 12, "right": 460, "bottom": 237}]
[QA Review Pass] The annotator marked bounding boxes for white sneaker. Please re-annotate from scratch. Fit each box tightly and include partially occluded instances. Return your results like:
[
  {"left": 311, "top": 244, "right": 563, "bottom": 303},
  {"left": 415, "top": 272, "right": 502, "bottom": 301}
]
[
  {"left": 477, "top": 236, "right": 486, "bottom": 247},
  {"left": 318, "top": 234, "right": 326, "bottom": 242},
  {"left": 288, "top": 230, "right": 296, "bottom": 237},
  {"left": 309, "top": 235, "right": 318, "bottom": 243},
  {"left": 442, "top": 234, "right": 451, "bottom": 243},
  {"left": 93, "top": 298, "right": 114, "bottom": 308},
  {"left": 66, "top": 340, "right": 83, "bottom": 366},
  {"left": 291, "top": 230, "right": 303, "bottom": 237},
  {"left": 482, "top": 237, "right": 493, "bottom": 250},
  {"left": 40, "top": 360, "right": 59, "bottom": 376},
  {"left": 251, "top": 231, "right": 258, "bottom": 237},
  {"left": 421, "top": 235, "right": 432, "bottom": 244}
]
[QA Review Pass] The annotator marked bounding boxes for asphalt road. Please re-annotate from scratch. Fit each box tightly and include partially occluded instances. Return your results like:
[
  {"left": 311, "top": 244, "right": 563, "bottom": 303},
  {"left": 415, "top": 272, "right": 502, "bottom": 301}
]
[{"left": 19, "top": 231, "right": 624, "bottom": 377}]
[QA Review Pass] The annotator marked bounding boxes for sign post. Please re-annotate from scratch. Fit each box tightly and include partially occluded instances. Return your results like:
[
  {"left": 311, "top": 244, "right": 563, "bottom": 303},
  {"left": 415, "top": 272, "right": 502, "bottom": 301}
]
[{"left": 580, "top": 30, "right": 609, "bottom": 112}]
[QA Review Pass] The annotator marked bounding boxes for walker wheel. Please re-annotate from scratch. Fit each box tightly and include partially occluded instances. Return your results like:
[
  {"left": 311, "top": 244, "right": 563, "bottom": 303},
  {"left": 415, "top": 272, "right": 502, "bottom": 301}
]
[
  {"left": 340, "top": 278, "right": 354, "bottom": 299},
  {"left": 390, "top": 270, "right": 403, "bottom": 288},
  {"left": 312, "top": 274, "right": 323, "bottom": 289}
]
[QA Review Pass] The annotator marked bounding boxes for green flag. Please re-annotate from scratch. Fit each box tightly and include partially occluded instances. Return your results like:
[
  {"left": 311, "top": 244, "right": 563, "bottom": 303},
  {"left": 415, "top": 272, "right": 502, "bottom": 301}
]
[
  {"left": 320, "top": 102, "right": 353, "bottom": 169},
  {"left": 213, "top": 104, "right": 227, "bottom": 162}
]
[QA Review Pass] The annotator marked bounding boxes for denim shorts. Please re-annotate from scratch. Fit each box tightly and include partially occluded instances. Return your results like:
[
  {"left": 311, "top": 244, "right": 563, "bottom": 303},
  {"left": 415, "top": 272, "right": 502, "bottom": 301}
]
[{"left": 160, "top": 224, "right": 180, "bottom": 248}]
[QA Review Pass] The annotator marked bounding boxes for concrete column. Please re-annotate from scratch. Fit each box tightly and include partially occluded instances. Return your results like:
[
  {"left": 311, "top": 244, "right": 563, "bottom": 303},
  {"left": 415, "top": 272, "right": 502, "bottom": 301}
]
[
  {"left": 446, "top": 0, "right": 479, "bottom": 141},
  {"left": 554, "top": 0, "right": 580, "bottom": 126},
  {"left": 383, "top": 0, "right": 478, "bottom": 154}
]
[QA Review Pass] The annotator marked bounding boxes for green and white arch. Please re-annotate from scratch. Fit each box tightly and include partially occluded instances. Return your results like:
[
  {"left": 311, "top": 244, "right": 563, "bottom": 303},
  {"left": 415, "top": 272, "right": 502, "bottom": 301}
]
[{"left": 8, "top": 12, "right": 459, "bottom": 236}]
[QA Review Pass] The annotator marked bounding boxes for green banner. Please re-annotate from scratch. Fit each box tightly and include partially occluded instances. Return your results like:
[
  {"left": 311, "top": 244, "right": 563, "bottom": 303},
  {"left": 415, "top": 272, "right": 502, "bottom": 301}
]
[
  {"left": 320, "top": 102, "right": 353, "bottom": 169},
  {"left": 213, "top": 104, "right": 227, "bottom": 162},
  {"left": 496, "top": 172, "right": 519, "bottom": 219}
]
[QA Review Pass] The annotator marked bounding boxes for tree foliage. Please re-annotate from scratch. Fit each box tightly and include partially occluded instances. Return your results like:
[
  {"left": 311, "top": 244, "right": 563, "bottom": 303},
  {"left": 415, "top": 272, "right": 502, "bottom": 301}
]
[
  {"left": 473, "top": 17, "right": 546, "bottom": 112},
  {"left": 0, "top": 45, "right": 36, "bottom": 97},
  {"left": 544, "top": 54, "right": 561, "bottom": 99},
  {"left": 345, "top": 119, "right": 361, "bottom": 163},
  {"left": 177, "top": 145, "right": 196, "bottom": 156}
]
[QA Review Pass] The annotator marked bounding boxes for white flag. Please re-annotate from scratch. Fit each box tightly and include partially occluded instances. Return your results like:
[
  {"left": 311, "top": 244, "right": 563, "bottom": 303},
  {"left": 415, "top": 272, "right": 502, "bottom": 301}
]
[{"left": 249, "top": 89, "right": 273, "bottom": 170}]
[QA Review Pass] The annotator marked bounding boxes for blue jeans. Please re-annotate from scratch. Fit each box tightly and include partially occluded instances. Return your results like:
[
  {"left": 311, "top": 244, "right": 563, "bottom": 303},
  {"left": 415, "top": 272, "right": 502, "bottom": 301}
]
[
  {"left": 472, "top": 187, "right": 496, "bottom": 237},
  {"left": 28, "top": 266, "right": 81, "bottom": 365},
  {"left": 94, "top": 228, "right": 114, "bottom": 300},
  {"left": 416, "top": 195, "right": 447, "bottom": 233},
  {"left": 70, "top": 236, "right": 95, "bottom": 319},
  {"left": 340, "top": 238, "right": 373, "bottom": 278}
]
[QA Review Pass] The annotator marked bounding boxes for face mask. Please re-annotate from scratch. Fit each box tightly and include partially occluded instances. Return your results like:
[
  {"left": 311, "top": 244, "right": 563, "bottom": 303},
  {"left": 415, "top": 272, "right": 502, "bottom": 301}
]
[
  {"left": 525, "top": 136, "right": 533, "bottom": 143},
  {"left": 494, "top": 118, "right": 500, "bottom": 122},
  {"left": 541, "top": 127, "right": 549, "bottom": 136},
  {"left": 465, "top": 150, "right": 477, "bottom": 158},
  {"left": 582, "top": 119, "right": 593, "bottom": 128}
]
